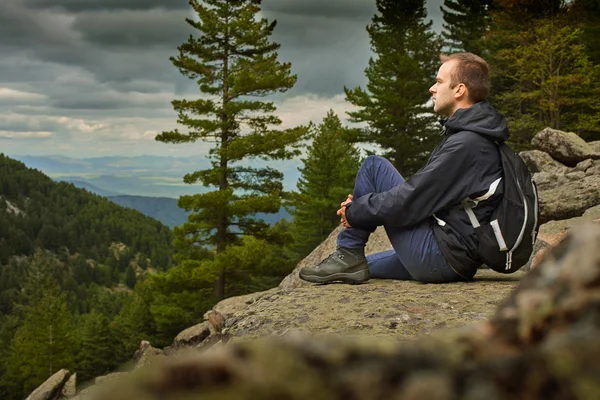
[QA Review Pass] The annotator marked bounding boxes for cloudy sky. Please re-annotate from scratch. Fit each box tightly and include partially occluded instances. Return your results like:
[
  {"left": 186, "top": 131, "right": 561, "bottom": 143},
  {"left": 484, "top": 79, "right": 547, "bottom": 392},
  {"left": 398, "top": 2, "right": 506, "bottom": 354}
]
[{"left": 0, "top": 0, "right": 444, "bottom": 158}]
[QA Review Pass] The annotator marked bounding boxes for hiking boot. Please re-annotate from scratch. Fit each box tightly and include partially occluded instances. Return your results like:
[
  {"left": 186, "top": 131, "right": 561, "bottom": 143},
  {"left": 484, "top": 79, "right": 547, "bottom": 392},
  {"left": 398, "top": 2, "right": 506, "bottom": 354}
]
[{"left": 299, "top": 247, "right": 369, "bottom": 284}]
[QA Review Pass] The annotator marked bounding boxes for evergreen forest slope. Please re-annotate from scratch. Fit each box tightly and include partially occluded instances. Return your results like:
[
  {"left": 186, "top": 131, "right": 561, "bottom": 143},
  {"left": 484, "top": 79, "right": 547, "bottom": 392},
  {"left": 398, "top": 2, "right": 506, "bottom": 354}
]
[
  {"left": 0, "top": 154, "right": 175, "bottom": 400},
  {"left": 0, "top": 154, "right": 173, "bottom": 266}
]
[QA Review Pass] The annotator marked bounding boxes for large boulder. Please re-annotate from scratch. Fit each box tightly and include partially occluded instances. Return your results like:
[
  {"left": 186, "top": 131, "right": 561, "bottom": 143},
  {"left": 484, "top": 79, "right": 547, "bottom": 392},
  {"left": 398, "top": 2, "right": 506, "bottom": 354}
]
[
  {"left": 531, "top": 127, "right": 600, "bottom": 166},
  {"left": 589, "top": 140, "right": 600, "bottom": 153},
  {"left": 519, "top": 149, "right": 570, "bottom": 174},
  {"left": 62, "top": 373, "right": 77, "bottom": 398},
  {"left": 71, "top": 224, "right": 600, "bottom": 400},
  {"left": 528, "top": 205, "right": 600, "bottom": 269},
  {"left": 533, "top": 159, "right": 600, "bottom": 223},
  {"left": 25, "top": 369, "right": 71, "bottom": 400},
  {"left": 173, "top": 322, "right": 211, "bottom": 348}
]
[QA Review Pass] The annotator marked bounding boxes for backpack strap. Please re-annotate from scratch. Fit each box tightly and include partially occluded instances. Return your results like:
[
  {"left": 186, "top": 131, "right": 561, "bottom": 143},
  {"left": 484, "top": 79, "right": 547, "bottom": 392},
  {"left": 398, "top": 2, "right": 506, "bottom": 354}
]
[{"left": 461, "top": 177, "right": 502, "bottom": 228}]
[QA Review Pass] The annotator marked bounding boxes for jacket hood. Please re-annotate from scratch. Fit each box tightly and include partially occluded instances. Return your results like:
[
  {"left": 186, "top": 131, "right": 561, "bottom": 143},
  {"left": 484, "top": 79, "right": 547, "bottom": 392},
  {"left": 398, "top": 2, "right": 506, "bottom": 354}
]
[{"left": 443, "top": 100, "right": 509, "bottom": 142}]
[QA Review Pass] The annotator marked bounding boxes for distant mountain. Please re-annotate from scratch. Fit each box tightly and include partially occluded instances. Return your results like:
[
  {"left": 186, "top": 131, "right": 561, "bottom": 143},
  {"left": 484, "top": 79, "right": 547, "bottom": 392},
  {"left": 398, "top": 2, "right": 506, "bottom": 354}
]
[
  {"left": 55, "top": 175, "right": 206, "bottom": 198},
  {"left": 108, "top": 196, "right": 187, "bottom": 228},
  {"left": 107, "top": 195, "right": 292, "bottom": 228},
  {"left": 11, "top": 154, "right": 302, "bottom": 198},
  {"left": 67, "top": 180, "right": 122, "bottom": 197}
]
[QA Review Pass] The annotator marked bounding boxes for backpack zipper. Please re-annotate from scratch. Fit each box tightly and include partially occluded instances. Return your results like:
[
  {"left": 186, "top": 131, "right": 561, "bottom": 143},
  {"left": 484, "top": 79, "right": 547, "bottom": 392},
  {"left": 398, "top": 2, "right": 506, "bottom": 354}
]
[
  {"left": 531, "top": 179, "right": 539, "bottom": 246},
  {"left": 506, "top": 178, "right": 529, "bottom": 271}
]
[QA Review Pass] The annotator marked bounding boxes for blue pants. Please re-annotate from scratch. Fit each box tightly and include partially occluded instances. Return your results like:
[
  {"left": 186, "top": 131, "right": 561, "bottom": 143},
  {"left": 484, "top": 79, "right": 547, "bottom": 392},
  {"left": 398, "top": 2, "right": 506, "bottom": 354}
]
[{"left": 337, "top": 156, "right": 462, "bottom": 283}]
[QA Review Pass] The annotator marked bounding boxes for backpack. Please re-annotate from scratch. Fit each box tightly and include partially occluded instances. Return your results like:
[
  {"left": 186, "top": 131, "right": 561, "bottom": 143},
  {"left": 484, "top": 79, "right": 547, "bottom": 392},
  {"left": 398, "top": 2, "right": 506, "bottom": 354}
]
[{"left": 461, "top": 142, "right": 540, "bottom": 273}]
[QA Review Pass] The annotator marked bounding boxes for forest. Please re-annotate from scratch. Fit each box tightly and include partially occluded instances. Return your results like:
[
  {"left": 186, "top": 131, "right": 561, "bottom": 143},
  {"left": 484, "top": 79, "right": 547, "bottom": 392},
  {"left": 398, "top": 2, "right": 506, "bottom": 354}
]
[{"left": 2, "top": 0, "right": 600, "bottom": 399}]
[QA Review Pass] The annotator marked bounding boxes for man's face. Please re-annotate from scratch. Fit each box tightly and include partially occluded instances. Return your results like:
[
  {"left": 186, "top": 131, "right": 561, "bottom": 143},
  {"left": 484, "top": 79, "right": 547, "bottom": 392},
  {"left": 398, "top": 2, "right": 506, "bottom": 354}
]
[{"left": 429, "top": 60, "right": 458, "bottom": 117}]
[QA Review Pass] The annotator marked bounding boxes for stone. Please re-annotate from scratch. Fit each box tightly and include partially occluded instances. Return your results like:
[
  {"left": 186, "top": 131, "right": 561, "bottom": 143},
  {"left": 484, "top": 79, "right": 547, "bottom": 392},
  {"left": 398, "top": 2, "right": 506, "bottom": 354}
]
[
  {"left": 519, "top": 149, "right": 569, "bottom": 174},
  {"left": 528, "top": 205, "right": 600, "bottom": 270},
  {"left": 25, "top": 369, "right": 70, "bottom": 400},
  {"left": 61, "top": 373, "right": 77, "bottom": 398},
  {"left": 576, "top": 158, "right": 594, "bottom": 172},
  {"left": 95, "top": 372, "right": 128, "bottom": 385},
  {"left": 204, "top": 288, "right": 279, "bottom": 325},
  {"left": 131, "top": 341, "right": 165, "bottom": 370},
  {"left": 531, "top": 127, "right": 600, "bottom": 166},
  {"left": 174, "top": 321, "right": 211, "bottom": 347},
  {"left": 533, "top": 169, "right": 600, "bottom": 223},
  {"left": 207, "top": 310, "right": 225, "bottom": 334},
  {"left": 589, "top": 140, "right": 600, "bottom": 153}
]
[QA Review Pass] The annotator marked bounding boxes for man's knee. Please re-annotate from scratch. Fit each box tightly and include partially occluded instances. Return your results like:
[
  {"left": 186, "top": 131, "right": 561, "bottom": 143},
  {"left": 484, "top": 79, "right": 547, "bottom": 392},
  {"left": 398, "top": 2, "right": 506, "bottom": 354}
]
[
  {"left": 363, "top": 155, "right": 387, "bottom": 167},
  {"left": 361, "top": 155, "right": 389, "bottom": 173}
]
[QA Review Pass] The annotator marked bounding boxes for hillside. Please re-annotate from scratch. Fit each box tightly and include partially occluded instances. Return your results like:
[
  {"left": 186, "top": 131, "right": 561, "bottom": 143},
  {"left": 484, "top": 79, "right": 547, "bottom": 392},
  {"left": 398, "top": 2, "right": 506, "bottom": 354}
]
[
  {"left": 0, "top": 153, "right": 176, "bottom": 400},
  {"left": 0, "top": 154, "right": 173, "bottom": 267}
]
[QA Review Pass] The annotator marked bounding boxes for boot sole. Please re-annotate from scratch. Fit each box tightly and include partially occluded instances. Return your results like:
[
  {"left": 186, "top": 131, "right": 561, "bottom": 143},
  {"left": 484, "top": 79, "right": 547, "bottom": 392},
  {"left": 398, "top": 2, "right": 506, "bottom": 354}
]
[{"left": 299, "top": 269, "right": 370, "bottom": 284}]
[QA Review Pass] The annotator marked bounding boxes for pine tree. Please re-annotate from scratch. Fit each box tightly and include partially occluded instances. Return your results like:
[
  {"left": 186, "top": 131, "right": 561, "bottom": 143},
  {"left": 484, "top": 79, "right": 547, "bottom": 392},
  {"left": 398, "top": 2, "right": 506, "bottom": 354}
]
[
  {"left": 156, "top": 0, "right": 305, "bottom": 300},
  {"left": 483, "top": 1, "right": 600, "bottom": 146},
  {"left": 441, "top": 0, "right": 492, "bottom": 54},
  {"left": 76, "top": 311, "right": 118, "bottom": 382},
  {"left": 125, "top": 265, "right": 137, "bottom": 289},
  {"left": 288, "top": 111, "right": 362, "bottom": 258},
  {"left": 495, "top": 21, "right": 600, "bottom": 145},
  {"left": 569, "top": 0, "right": 600, "bottom": 67},
  {"left": 4, "top": 250, "right": 74, "bottom": 399},
  {"left": 113, "top": 289, "right": 156, "bottom": 358},
  {"left": 344, "top": 0, "right": 443, "bottom": 177}
]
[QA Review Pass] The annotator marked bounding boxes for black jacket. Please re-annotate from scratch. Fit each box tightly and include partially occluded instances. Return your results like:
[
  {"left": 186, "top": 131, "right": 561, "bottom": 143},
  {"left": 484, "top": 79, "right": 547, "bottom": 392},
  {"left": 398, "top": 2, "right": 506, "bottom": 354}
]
[{"left": 345, "top": 101, "right": 508, "bottom": 279}]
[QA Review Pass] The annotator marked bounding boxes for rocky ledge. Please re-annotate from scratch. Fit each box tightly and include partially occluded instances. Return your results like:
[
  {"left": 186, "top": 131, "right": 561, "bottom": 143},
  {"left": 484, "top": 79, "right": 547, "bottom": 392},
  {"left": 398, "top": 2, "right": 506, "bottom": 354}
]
[{"left": 67, "top": 223, "right": 600, "bottom": 399}]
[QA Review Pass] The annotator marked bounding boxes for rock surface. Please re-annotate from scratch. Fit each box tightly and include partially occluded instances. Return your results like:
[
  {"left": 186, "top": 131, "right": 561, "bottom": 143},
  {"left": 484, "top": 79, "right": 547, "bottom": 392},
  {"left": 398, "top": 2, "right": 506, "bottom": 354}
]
[
  {"left": 520, "top": 149, "right": 570, "bottom": 174},
  {"left": 227, "top": 269, "right": 523, "bottom": 342},
  {"left": 61, "top": 373, "right": 77, "bottom": 398},
  {"left": 533, "top": 160, "right": 600, "bottom": 223},
  {"left": 74, "top": 224, "right": 600, "bottom": 400},
  {"left": 522, "top": 129, "right": 600, "bottom": 223},
  {"left": 173, "top": 322, "right": 211, "bottom": 348},
  {"left": 588, "top": 140, "right": 600, "bottom": 153},
  {"left": 529, "top": 205, "right": 600, "bottom": 269},
  {"left": 25, "top": 369, "right": 70, "bottom": 400},
  {"left": 531, "top": 127, "right": 600, "bottom": 166},
  {"left": 131, "top": 340, "right": 165, "bottom": 370}
]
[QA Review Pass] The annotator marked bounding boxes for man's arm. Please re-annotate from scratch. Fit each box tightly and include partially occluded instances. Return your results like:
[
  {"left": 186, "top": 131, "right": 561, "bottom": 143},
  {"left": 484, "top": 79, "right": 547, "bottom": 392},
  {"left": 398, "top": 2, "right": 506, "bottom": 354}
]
[{"left": 345, "top": 133, "right": 480, "bottom": 229}]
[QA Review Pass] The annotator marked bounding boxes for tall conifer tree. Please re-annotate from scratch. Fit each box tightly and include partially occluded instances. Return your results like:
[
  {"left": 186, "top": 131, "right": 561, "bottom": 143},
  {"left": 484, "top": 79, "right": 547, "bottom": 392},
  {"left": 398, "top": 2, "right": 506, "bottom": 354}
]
[
  {"left": 344, "top": 0, "right": 442, "bottom": 177},
  {"left": 157, "top": 0, "right": 305, "bottom": 299},
  {"left": 569, "top": 0, "right": 600, "bottom": 64},
  {"left": 76, "top": 311, "right": 118, "bottom": 382},
  {"left": 441, "top": 0, "right": 492, "bottom": 54},
  {"left": 4, "top": 250, "right": 74, "bottom": 399},
  {"left": 483, "top": 0, "right": 600, "bottom": 145},
  {"left": 288, "top": 111, "right": 361, "bottom": 258}
]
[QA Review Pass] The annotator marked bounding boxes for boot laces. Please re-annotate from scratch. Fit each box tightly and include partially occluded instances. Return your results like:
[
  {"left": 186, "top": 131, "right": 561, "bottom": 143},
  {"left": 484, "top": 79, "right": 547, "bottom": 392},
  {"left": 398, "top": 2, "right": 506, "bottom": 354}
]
[{"left": 316, "top": 249, "right": 344, "bottom": 268}]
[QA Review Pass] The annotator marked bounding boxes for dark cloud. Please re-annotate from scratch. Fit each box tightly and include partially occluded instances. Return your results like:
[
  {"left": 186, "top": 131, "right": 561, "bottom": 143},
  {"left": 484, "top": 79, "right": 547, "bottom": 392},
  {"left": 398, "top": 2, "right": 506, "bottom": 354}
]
[
  {"left": 262, "top": 0, "right": 376, "bottom": 20},
  {"left": 73, "top": 9, "right": 194, "bottom": 47},
  {"left": 260, "top": 3, "right": 375, "bottom": 97},
  {"left": 0, "top": 0, "right": 444, "bottom": 157},
  {"left": 24, "top": 0, "right": 189, "bottom": 11}
]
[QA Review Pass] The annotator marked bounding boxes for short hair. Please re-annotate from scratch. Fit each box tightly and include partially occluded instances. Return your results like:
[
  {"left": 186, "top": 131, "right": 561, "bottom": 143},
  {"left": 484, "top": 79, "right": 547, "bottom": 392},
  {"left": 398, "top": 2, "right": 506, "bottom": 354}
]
[{"left": 439, "top": 53, "right": 490, "bottom": 102}]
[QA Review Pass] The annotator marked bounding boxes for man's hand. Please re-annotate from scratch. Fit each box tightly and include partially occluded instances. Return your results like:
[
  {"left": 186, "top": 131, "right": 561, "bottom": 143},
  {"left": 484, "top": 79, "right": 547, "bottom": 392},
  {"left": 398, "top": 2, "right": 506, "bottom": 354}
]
[{"left": 337, "top": 194, "right": 353, "bottom": 228}]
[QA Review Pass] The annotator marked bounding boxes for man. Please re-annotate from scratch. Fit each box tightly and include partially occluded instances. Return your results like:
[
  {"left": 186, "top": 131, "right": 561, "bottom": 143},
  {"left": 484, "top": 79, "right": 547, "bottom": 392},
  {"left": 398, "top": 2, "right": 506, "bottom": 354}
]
[{"left": 299, "top": 52, "right": 508, "bottom": 284}]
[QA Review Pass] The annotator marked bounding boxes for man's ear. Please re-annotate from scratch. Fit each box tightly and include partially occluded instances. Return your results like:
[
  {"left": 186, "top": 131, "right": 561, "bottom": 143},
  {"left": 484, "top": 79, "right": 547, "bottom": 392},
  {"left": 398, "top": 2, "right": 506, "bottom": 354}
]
[{"left": 454, "top": 83, "right": 468, "bottom": 99}]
